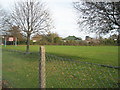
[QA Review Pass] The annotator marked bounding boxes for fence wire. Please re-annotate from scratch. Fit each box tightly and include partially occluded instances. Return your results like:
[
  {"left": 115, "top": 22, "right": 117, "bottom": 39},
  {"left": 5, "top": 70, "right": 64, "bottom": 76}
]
[
  {"left": 2, "top": 49, "right": 120, "bottom": 88},
  {"left": 2, "top": 50, "right": 39, "bottom": 88},
  {"left": 45, "top": 53, "right": 119, "bottom": 88}
]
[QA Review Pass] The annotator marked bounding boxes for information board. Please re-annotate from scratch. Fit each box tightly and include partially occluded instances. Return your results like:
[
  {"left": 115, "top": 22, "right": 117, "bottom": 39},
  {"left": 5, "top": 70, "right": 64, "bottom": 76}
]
[{"left": 8, "top": 37, "right": 14, "bottom": 41}]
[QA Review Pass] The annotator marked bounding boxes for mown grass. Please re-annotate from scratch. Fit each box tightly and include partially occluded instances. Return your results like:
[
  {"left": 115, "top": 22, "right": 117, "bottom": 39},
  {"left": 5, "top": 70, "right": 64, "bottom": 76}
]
[
  {"left": 2, "top": 50, "right": 119, "bottom": 88},
  {"left": 2, "top": 45, "right": 119, "bottom": 66},
  {"left": 2, "top": 51, "right": 39, "bottom": 88},
  {"left": 2, "top": 45, "right": 119, "bottom": 88},
  {"left": 46, "top": 59, "right": 118, "bottom": 88}
]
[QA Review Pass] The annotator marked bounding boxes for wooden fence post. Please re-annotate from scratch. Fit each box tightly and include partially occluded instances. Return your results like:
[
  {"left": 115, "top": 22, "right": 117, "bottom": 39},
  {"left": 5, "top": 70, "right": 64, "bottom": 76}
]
[{"left": 39, "top": 46, "right": 46, "bottom": 88}]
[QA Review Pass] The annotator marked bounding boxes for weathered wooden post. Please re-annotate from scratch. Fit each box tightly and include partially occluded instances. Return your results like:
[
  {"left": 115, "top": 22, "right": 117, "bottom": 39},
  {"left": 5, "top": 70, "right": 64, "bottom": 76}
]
[{"left": 39, "top": 46, "right": 46, "bottom": 89}]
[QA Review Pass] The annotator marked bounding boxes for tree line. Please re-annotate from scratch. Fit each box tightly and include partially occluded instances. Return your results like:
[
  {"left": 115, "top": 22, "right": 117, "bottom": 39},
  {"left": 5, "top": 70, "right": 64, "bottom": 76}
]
[{"left": 1, "top": 24, "right": 118, "bottom": 46}]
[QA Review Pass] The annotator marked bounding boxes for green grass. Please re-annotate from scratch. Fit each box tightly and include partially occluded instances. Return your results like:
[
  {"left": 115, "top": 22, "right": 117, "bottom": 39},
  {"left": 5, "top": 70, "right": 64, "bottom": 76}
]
[
  {"left": 2, "top": 50, "right": 119, "bottom": 88},
  {"left": 2, "top": 45, "right": 119, "bottom": 88},
  {"left": 46, "top": 45, "right": 118, "bottom": 66},
  {"left": 2, "top": 51, "right": 39, "bottom": 88},
  {"left": 46, "top": 59, "right": 118, "bottom": 88},
  {"left": 2, "top": 45, "right": 119, "bottom": 66}
]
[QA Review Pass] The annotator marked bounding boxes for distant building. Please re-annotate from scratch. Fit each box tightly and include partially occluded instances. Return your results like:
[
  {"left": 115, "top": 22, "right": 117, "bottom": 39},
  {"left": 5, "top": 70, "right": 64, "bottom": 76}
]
[
  {"left": 63, "top": 36, "right": 82, "bottom": 42},
  {"left": 85, "top": 36, "right": 100, "bottom": 44},
  {"left": 31, "top": 34, "right": 42, "bottom": 42},
  {"left": 109, "top": 34, "right": 118, "bottom": 41},
  {"left": 85, "top": 36, "right": 92, "bottom": 41}
]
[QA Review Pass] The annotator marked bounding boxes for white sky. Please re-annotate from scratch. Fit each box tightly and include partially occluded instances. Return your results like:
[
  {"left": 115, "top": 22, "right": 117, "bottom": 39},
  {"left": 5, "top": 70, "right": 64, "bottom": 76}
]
[{"left": 0, "top": 0, "right": 98, "bottom": 40}]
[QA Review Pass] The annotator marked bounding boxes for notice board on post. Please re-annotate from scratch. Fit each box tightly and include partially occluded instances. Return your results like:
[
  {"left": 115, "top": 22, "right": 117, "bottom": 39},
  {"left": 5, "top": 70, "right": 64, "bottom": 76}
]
[{"left": 8, "top": 37, "right": 14, "bottom": 41}]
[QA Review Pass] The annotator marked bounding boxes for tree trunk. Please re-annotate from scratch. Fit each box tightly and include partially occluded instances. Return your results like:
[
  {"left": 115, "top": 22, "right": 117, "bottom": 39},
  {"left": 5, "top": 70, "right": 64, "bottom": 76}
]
[
  {"left": 26, "top": 34, "right": 30, "bottom": 53},
  {"left": 118, "top": 34, "right": 120, "bottom": 46},
  {"left": 118, "top": 29, "right": 120, "bottom": 46}
]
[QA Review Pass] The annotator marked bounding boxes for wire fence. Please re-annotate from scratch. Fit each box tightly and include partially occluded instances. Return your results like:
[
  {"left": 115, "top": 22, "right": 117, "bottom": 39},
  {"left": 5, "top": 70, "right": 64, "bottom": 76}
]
[
  {"left": 2, "top": 49, "right": 39, "bottom": 88},
  {"left": 2, "top": 47, "right": 120, "bottom": 88},
  {"left": 45, "top": 53, "right": 119, "bottom": 88},
  {"left": 41, "top": 46, "right": 119, "bottom": 88}
]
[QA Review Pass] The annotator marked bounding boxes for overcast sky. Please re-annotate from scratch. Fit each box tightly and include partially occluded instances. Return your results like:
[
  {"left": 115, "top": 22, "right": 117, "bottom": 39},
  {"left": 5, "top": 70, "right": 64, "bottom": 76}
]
[{"left": 0, "top": 0, "right": 99, "bottom": 40}]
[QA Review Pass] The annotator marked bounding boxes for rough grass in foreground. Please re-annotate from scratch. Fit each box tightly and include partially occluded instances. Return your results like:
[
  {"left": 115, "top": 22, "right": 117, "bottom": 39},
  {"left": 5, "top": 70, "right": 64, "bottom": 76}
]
[{"left": 2, "top": 50, "right": 119, "bottom": 88}]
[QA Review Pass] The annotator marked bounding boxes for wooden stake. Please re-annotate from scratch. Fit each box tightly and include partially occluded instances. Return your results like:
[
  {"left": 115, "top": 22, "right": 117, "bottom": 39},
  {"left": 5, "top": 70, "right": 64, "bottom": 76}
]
[{"left": 39, "top": 46, "right": 46, "bottom": 89}]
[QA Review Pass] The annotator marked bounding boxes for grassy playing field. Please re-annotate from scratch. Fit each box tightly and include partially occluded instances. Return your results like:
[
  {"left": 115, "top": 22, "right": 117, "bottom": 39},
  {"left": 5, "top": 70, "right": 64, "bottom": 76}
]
[
  {"left": 2, "top": 45, "right": 119, "bottom": 88},
  {"left": 2, "top": 45, "right": 118, "bottom": 66}
]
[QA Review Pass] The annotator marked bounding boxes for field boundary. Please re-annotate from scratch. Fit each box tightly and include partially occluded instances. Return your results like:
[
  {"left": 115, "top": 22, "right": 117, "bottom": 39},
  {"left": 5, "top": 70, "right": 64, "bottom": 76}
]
[
  {"left": 2, "top": 49, "right": 120, "bottom": 70},
  {"left": 2, "top": 47, "right": 119, "bottom": 88}
]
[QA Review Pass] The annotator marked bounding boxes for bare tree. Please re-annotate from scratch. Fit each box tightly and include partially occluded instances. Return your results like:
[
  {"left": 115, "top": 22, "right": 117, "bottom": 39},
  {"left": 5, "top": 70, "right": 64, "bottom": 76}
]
[
  {"left": 73, "top": 1, "right": 120, "bottom": 45},
  {"left": 11, "top": 0, "right": 53, "bottom": 53},
  {"left": 0, "top": 7, "right": 3, "bottom": 30},
  {"left": 0, "top": 7, "right": 8, "bottom": 35},
  {"left": 7, "top": 26, "right": 26, "bottom": 41},
  {"left": 0, "top": 6, "right": 14, "bottom": 36}
]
